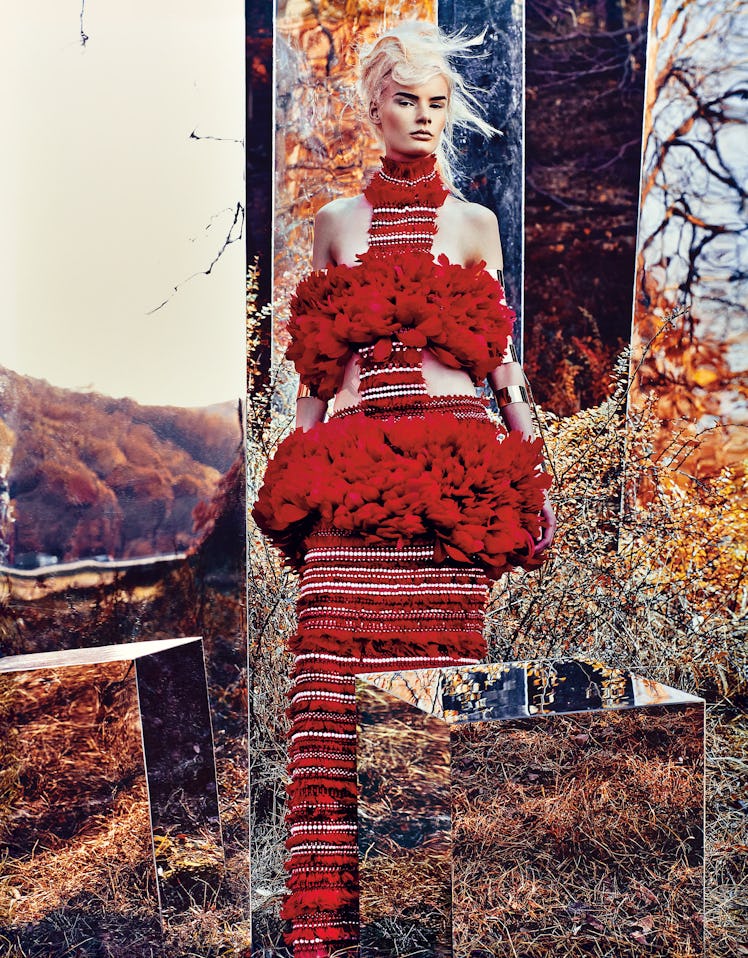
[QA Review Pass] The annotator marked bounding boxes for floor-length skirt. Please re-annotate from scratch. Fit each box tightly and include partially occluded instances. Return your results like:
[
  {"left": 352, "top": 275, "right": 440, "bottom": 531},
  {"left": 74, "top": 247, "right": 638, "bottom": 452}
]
[{"left": 283, "top": 528, "right": 490, "bottom": 958}]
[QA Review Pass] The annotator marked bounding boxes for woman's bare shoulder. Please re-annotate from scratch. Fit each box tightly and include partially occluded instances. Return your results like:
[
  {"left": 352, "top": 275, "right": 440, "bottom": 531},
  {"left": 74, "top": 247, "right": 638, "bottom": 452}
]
[
  {"left": 442, "top": 196, "right": 502, "bottom": 268},
  {"left": 313, "top": 194, "right": 370, "bottom": 268},
  {"left": 443, "top": 195, "right": 498, "bottom": 228}
]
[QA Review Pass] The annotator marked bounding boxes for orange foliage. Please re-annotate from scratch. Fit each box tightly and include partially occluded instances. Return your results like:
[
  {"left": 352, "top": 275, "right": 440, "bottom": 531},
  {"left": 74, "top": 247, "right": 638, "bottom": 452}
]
[
  {"left": 629, "top": 269, "right": 745, "bottom": 489},
  {"left": 0, "top": 365, "right": 240, "bottom": 561}
]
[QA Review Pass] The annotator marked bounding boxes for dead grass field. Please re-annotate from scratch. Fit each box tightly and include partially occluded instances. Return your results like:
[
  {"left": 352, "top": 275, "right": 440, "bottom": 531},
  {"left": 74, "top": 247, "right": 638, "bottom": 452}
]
[
  {"left": 450, "top": 708, "right": 703, "bottom": 957},
  {"left": 0, "top": 554, "right": 250, "bottom": 958}
]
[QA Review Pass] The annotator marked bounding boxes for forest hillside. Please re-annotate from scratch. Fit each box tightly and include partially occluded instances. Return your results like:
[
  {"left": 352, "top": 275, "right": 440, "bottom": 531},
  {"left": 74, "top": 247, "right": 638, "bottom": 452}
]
[{"left": 0, "top": 366, "right": 241, "bottom": 562}]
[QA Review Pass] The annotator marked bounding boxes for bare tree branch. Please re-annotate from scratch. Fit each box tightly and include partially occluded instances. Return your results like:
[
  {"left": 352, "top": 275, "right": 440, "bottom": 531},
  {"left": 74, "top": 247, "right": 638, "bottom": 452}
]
[{"left": 148, "top": 202, "right": 245, "bottom": 315}]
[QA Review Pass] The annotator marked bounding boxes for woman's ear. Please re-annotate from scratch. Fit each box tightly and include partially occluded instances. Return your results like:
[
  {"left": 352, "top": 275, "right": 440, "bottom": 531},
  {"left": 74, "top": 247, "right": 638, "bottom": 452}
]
[{"left": 369, "top": 101, "right": 381, "bottom": 125}]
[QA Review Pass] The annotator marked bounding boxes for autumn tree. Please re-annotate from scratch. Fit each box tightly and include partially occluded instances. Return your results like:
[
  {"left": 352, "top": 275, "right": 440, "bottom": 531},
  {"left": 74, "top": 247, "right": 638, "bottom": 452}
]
[
  {"left": 523, "top": 0, "right": 650, "bottom": 414},
  {"left": 629, "top": 0, "right": 748, "bottom": 483}
]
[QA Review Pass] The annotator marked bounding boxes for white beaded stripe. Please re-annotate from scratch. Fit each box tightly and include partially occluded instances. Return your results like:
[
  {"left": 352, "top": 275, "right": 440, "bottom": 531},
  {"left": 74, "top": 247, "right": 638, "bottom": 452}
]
[
  {"left": 291, "top": 750, "right": 354, "bottom": 761},
  {"left": 359, "top": 365, "right": 423, "bottom": 379},
  {"left": 370, "top": 204, "right": 439, "bottom": 213},
  {"left": 290, "top": 823, "right": 358, "bottom": 834},
  {"left": 301, "top": 569, "right": 488, "bottom": 585},
  {"left": 361, "top": 384, "right": 428, "bottom": 399},
  {"left": 299, "top": 602, "right": 487, "bottom": 615},
  {"left": 299, "top": 581, "right": 488, "bottom": 599},
  {"left": 292, "top": 671, "right": 356, "bottom": 684},
  {"left": 290, "top": 689, "right": 355, "bottom": 703},
  {"left": 300, "top": 574, "right": 487, "bottom": 589},
  {"left": 298, "top": 620, "right": 483, "bottom": 635},
  {"left": 302, "top": 565, "right": 482, "bottom": 580},
  {"left": 299, "top": 605, "right": 482, "bottom": 621},
  {"left": 290, "top": 766, "right": 356, "bottom": 779},
  {"left": 304, "top": 547, "right": 433, "bottom": 560},
  {"left": 370, "top": 215, "right": 437, "bottom": 226},
  {"left": 369, "top": 232, "right": 435, "bottom": 243},
  {"left": 294, "top": 654, "right": 362, "bottom": 665},
  {"left": 299, "top": 604, "right": 486, "bottom": 618},
  {"left": 288, "top": 842, "right": 356, "bottom": 853},
  {"left": 291, "top": 731, "right": 356, "bottom": 742},
  {"left": 301, "top": 578, "right": 482, "bottom": 593},
  {"left": 377, "top": 169, "right": 438, "bottom": 185},
  {"left": 293, "top": 672, "right": 353, "bottom": 688},
  {"left": 295, "top": 652, "right": 476, "bottom": 665},
  {"left": 361, "top": 380, "right": 427, "bottom": 391},
  {"left": 291, "top": 716, "right": 356, "bottom": 726}
]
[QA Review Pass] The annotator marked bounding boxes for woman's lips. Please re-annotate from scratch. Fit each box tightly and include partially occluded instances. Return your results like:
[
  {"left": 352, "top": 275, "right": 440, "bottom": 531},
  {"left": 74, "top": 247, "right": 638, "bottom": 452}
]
[{"left": 410, "top": 131, "right": 432, "bottom": 139}]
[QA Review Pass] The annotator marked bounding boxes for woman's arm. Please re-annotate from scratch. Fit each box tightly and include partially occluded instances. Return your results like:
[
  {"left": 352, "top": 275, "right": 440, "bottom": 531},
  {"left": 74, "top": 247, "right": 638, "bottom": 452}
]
[
  {"left": 293, "top": 206, "right": 338, "bottom": 431},
  {"left": 489, "top": 353, "right": 557, "bottom": 554},
  {"left": 311, "top": 203, "right": 337, "bottom": 270},
  {"left": 295, "top": 392, "right": 327, "bottom": 432},
  {"left": 470, "top": 205, "right": 557, "bottom": 554}
]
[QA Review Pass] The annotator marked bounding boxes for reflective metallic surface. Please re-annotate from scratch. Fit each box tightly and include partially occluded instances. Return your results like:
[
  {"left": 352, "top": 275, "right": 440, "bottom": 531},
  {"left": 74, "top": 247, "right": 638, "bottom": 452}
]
[
  {"left": 357, "top": 660, "right": 704, "bottom": 957},
  {"left": 0, "top": 638, "right": 223, "bottom": 940}
]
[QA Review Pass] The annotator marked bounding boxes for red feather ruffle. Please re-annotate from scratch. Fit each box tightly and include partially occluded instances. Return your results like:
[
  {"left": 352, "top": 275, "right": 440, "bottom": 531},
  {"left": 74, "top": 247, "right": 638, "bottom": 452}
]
[
  {"left": 286, "top": 250, "right": 515, "bottom": 401},
  {"left": 252, "top": 409, "right": 550, "bottom": 579}
]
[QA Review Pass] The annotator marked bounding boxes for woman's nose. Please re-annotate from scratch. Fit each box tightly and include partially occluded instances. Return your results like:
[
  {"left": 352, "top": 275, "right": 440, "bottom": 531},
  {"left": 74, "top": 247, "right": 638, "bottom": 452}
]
[{"left": 416, "top": 105, "right": 431, "bottom": 124}]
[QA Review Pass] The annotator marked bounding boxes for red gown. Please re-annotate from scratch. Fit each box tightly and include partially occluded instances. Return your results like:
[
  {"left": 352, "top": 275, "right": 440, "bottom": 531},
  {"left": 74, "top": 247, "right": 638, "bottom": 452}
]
[{"left": 253, "top": 154, "right": 550, "bottom": 958}]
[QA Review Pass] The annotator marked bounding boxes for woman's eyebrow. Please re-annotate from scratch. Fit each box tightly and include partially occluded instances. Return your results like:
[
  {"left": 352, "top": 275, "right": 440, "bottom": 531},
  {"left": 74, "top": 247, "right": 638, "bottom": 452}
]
[{"left": 392, "top": 90, "right": 448, "bottom": 103}]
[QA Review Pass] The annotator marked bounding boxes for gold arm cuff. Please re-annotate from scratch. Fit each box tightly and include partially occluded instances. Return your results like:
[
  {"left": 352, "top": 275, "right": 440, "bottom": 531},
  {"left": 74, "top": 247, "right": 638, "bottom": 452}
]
[
  {"left": 493, "top": 384, "right": 529, "bottom": 408},
  {"left": 297, "top": 383, "right": 318, "bottom": 400}
]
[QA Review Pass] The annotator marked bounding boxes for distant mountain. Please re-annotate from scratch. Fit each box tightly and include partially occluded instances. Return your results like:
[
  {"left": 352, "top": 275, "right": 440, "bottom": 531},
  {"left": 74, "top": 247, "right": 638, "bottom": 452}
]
[{"left": 0, "top": 366, "right": 242, "bottom": 561}]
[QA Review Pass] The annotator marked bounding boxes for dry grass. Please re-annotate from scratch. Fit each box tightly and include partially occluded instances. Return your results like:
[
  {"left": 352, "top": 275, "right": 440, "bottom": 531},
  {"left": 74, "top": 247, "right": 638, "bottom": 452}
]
[
  {"left": 450, "top": 709, "right": 703, "bottom": 957},
  {"left": 357, "top": 687, "right": 452, "bottom": 953},
  {"left": 0, "top": 664, "right": 162, "bottom": 957},
  {"left": 705, "top": 710, "right": 748, "bottom": 957},
  {"left": 0, "top": 564, "right": 251, "bottom": 957}
]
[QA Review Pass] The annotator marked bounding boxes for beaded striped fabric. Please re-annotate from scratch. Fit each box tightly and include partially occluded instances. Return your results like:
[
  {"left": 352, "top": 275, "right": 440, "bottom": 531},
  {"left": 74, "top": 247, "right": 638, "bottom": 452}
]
[
  {"left": 357, "top": 341, "right": 427, "bottom": 406},
  {"left": 363, "top": 153, "right": 448, "bottom": 254},
  {"left": 285, "top": 483, "right": 490, "bottom": 958}
]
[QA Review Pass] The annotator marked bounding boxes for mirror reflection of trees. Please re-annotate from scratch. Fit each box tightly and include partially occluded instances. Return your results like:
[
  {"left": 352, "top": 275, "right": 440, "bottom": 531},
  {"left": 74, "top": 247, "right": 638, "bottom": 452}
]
[
  {"left": 524, "top": 0, "right": 650, "bottom": 415},
  {"left": 629, "top": 0, "right": 748, "bottom": 484}
]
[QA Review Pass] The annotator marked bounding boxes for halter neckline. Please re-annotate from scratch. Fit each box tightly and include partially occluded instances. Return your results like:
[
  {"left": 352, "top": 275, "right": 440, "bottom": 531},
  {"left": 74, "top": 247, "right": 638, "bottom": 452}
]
[
  {"left": 378, "top": 153, "right": 439, "bottom": 183},
  {"left": 363, "top": 153, "right": 449, "bottom": 255}
]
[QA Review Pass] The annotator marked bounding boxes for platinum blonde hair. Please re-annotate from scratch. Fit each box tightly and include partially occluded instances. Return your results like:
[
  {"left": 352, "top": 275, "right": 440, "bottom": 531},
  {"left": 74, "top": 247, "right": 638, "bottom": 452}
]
[{"left": 357, "top": 21, "right": 498, "bottom": 193}]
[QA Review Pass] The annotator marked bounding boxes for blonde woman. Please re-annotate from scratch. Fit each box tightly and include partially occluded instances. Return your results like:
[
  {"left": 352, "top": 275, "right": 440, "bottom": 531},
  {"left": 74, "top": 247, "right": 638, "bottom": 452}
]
[{"left": 254, "top": 20, "right": 555, "bottom": 957}]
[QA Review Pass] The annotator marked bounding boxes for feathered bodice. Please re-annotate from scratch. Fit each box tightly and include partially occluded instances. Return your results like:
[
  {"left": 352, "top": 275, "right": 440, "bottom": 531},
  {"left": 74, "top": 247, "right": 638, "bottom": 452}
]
[{"left": 285, "top": 154, "right": 515, "bottom": 404}]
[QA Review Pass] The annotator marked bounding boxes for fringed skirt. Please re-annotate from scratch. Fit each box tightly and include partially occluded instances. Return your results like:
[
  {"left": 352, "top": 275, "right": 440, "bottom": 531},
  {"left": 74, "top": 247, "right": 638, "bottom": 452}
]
[{"left": 283, "top": 530, "right": 490, "bottom": 957}]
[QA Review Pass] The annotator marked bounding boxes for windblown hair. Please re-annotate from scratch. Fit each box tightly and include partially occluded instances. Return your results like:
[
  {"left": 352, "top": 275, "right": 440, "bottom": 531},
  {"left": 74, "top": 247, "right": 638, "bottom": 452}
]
[{"left": 357, "top": 21, "right": 498, "bottom": 192}]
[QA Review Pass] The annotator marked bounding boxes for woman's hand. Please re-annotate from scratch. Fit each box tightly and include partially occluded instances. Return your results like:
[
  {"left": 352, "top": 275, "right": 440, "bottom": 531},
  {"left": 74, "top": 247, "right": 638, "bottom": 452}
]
[
  {"left": 295, "top": 395, "right": 327, "bottom": 432},
  {"left": 534, "top": 492, "right": 557, "bottom": 555}
]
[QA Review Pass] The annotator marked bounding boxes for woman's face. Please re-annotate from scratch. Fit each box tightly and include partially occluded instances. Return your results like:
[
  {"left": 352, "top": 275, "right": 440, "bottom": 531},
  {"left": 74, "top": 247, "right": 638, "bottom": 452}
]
[{"left": 370, "top": 74, "right": 450, "bottom": 161}]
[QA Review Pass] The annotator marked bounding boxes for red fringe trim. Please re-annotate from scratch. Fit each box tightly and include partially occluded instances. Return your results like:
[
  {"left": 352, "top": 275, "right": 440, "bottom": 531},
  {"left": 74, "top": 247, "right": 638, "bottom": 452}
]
[{"left": 287, "top": 627, "right": 487, "bottom": 663}]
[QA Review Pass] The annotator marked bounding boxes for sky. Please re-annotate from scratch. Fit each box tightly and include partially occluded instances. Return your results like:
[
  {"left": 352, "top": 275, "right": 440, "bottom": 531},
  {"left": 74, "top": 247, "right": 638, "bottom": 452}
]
[{"left": 1, "top": 0, "right": 245, "bottom": 408}]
